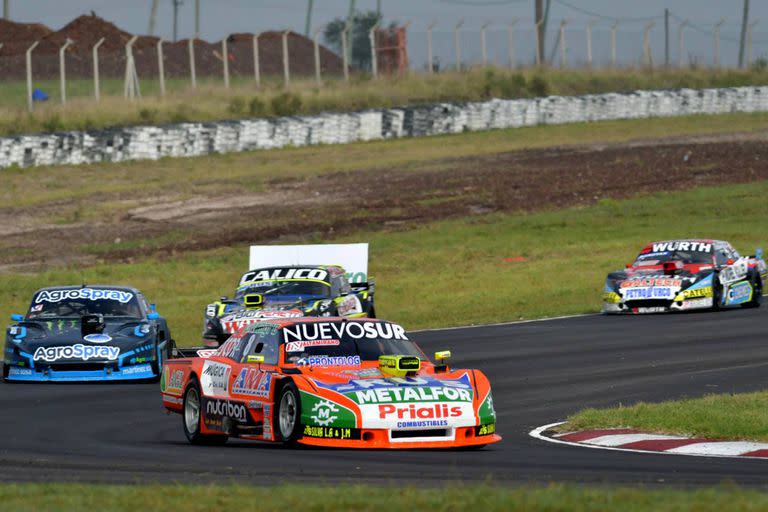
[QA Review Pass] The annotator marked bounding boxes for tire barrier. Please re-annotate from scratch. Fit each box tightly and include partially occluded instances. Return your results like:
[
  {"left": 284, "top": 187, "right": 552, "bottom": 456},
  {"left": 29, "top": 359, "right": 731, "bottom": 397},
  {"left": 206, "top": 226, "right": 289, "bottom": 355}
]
[{"left": 1, "top": 86, "right": 767, "bottom": 169}]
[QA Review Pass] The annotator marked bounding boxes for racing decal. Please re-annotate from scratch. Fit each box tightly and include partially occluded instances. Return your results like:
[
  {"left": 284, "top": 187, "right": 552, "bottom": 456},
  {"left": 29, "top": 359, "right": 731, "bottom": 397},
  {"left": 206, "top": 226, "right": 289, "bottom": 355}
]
[
  {"left": 7, "top": 367, "right": 33, "bottom": 377},
  {"left": 161, "top": 368, "right": 185, "bottom": 395},
  {"left": 623, "top": 287, "right": 675, "bottom": 300},
  {"left": 649, "top": 242, "right": 712, "bottom": 253},
  {"left": 302, "top": 425, "right": 361, "bottom": 440},
  {"left": 300, "top": 391, "right": 357, "bottom": 429},
  {"left": 678, "top": 286, "right": 713, "bottom": 299},
  {"left": 240, "top": 268, "right": 329, "bottom": 285},
  {"left": 162, "top": 394, "right": 183, "bottom": 405},
  {"left": 719, "top": 258, "right": 750, "bottom": 285},
  {"left": 263, "top": 404, "right": 273, "bottom": 441},
  {"left": 215, "top": 336, "right": 244, "bottom": 359},
  {"left": 196, "top": 349, "right": 217, "bottom": 358},
  {"left": 478, "top": 390, "right": 496, "bottom": 425},
  {"left": 231, "top": 368, "right": 272, "bottom": 398},
  {"left": 222, "top": 311, "right": 303, "bottom": 333},
  {"left": 680, "top": 298, "right": 713, "bottom": 309},
  {"left": 620, "top": 278, "right": 682, "bottom": 288},
  {"left": 282, "top": 321, "right": 408, "bottom": 342},
  {"left": 725, "top": 281, "right": 753, "bottom": 306},
  {"left": 121, "top": 364, "right": 153, "bottom": 375},
  {"left": 200, "top": 361, "right": 231, "bottom": 397},
  {"left": 83, "top": 334, "right": 112, "bottom": 344},
  {"left": 476, "top": 423, "right": 496, "bottom": 436},
  {"left": 337, "top": 295, "right": 362, "bottom": 316},
  {"left": 229, "top": 309, "right": 304, "bottom": 321},
  {"left": 33, "top": 344, "right": 120, "bottom": 362},
  {"left": 202, "top": 398, "right": 254, "bottom": 431},
  {"left": 34, "top": 288, "right": 134, "bottom": 304},
  {"left": 285, "top": 339, "right": 341, "bottom": 352},
  {"left": 353, "top": 385, "right": 471, "bottom": 404},
  {"left": 296, "top": 355, "right": 362, "bottom": 367}
]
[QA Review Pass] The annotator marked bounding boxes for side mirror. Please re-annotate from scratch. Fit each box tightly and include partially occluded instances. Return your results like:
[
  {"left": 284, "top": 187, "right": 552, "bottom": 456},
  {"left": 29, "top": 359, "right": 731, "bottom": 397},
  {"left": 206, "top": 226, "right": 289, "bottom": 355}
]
[
  {"left": 434, "top": 350, "right": 452, "bottom": 362},
  {"left": 246, "top": 355, "right": 265, "bottom": 364},
  {"left": 10, "top": 314, "right": 23, "bottom": 322},
  {"left": 147, "top": 312, "right": 160, "bottom": 320}
]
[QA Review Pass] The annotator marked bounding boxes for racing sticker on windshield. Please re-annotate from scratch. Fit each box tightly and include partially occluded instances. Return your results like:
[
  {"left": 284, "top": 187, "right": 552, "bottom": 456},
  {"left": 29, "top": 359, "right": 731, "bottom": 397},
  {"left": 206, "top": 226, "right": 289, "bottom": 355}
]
[
  {"left": 282, "top": 321, "right": 408, "bottom": 343},
  {"left": 34, "top": 288, "right": 134, "bottom": 304},
  {"left": 620, "top": 278, "right": 682, "bottom": 288},
  {"left": 648, "top": 242, "right": 713, "bottom": 253},
  {"left": 285, "top": 339, "right": 341, "bottom": 352},
  {"left": 240, "top": 268, "right": 329, "bottom": 285}
]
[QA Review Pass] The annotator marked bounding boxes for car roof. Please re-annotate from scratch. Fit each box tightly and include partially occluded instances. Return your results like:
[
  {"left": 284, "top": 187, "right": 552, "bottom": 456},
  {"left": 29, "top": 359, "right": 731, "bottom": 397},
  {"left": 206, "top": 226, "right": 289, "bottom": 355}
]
[{"left": 33, "top": 285, "right": 141, "bottom": 294}]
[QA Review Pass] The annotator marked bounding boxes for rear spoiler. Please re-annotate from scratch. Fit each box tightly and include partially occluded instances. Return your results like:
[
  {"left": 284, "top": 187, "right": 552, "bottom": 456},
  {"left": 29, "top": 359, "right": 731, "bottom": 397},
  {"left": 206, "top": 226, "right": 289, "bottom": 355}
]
[{"left": 171, "top": 346, "right": 217, "bottom": 359}]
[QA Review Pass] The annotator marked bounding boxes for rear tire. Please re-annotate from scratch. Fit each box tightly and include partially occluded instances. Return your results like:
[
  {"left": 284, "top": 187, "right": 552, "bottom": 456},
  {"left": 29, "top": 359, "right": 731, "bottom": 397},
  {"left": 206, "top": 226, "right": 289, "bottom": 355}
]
[
  {"left": 276, "top": 382, "right": 301, "bottom": 444},
  {"left": 182, "top": 378, "right": 228, "bottom": 445}
]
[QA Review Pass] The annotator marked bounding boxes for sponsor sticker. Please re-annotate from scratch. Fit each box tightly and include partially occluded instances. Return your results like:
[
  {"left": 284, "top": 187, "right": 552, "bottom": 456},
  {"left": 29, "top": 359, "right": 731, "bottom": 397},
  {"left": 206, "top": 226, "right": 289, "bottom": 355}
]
[
  {"left": 204, "top": 398, "right": 248, "bottom": 423},
  {"left": 476, "top": 423, "right": 496, "bottom": 436},
  {"left": 8, "top": 367, "right": 33, "bottom": 377},
  {"left": 240, "top": 268, "right": 329, "bottom": 285},
  {"left": 231, "top": 368, "right": 272, "bottom": 397},
  {"left": 302, "top": 425, "right": 361, "bottom": 440},
  {"left": 285, "top": 339, "right": 341, "bottom": 352},
  {"left": 121, "top": 364, "right": 152, "bottom": 375},
  {"left": 33, "top": 344, "right": 120, "bottom": 362},
  {"left": 620, "top": 278, "right": 682, "bottom": 289},
  {"left": 263, "top": 404, "right": 273, "bottom": 441},
  {"left": 297, "top": 355, "right": 361, "bottom": 367},
  {"left": 680, "top": 298, "right": 713, "bottom": 309},
  {"left": 310, "top": 399, "right": 341, "bottom": 426},
  {"left": 396, "top": 420, "right": 448, "bottom": 429},
  {"left": 83, "top": 333, "right": 112, "bottom": 344},
  {"left": 726, "top": 281, "right": 753, "bottom": 305},
  {"left": 649, "top": 241, "right": 712, "bottom": 253},
  {"left": 201, "top": 361, "right": 231, "bottom": 397},
  {"left": 35, "top": 288, "right": 134, "bottom": 304},
  {"left": 623, "top": 287, "right": 674, "bottom": 300},
  {"left": 282, "top": 321, "right": 408, "bottom": 343},
  {"left": 162, "top": 368, "right": 185, "bottom": 394}
]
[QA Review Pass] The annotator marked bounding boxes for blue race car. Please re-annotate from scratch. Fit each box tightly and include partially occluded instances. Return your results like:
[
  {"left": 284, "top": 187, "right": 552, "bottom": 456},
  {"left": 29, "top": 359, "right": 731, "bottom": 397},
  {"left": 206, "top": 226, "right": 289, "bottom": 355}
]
[{"left": 3, "top": 285, "right": 173, "bottom": 382}]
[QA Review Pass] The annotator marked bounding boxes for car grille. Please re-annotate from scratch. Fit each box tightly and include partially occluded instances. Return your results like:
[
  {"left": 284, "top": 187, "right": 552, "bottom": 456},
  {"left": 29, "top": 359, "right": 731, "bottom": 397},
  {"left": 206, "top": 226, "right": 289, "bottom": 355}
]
[{"left": 391, "top": 429, "right": 448, "bottom": 439}]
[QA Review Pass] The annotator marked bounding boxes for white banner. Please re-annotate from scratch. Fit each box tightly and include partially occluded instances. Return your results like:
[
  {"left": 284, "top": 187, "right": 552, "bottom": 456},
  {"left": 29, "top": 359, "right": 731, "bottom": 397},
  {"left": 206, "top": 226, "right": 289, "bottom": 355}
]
[{"left": 249, "top": 244, "right": 369, "bottom": 283}]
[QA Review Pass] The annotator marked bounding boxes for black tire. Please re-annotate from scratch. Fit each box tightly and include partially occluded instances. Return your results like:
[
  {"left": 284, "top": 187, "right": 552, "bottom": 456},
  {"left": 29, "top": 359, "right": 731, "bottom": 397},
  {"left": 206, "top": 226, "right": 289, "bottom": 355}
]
[
  {"left": 743, "top": 275, "right": 763, "bottom": 309},
  {"left": 712, "top": 275, "right": 722, "bottom": 311},
  {"left": 368, "top": 306, "right": 377, "bottom": 319},
  {"left": 275, "top": 381, "right": 302, "bottom": 444},
  {"left": 182, "top": 378, "right": 228, "bottom": 445},
  {"left": 1, "top": 363, "right": 8, "bottom": 381}
]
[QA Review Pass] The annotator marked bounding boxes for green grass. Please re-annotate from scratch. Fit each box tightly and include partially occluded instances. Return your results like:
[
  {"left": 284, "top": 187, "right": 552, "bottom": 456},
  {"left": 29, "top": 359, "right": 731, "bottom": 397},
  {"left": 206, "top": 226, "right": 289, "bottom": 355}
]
[
  {"left": 562, "top": 390, "right": 768, "bottom": 442},
  {"left": 3, "top": 180, "right": 766, "bottom": 345},
  {"left": 6, "top": 111, "right": 768, "bottom": 212},
  {"left": 3, "top": 67, "right": 768, "bottom": 135},
  {"left": 4, "top": 483, "right": 768, "bottom": 511}
]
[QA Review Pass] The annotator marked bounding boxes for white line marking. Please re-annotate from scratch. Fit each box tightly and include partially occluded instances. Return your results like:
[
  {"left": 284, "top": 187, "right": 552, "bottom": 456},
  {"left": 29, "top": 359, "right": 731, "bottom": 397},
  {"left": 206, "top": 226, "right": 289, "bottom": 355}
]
[
  {"left": 584, "top": 433, "right": 685, "bottom": 447},
  {"left": 529, "top": 422, "right": 768, "bottom": 461},
  {"left": 667, "top": 442, "right": 768, "bottom": 456}
]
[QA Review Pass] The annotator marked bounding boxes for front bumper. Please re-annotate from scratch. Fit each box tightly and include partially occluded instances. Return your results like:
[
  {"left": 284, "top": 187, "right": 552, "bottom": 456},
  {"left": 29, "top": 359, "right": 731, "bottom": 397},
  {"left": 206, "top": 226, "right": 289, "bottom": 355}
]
[
  {"left": 603, "top": 297, "right": 714, "bottom": 314},
  {"left": 4, "top": 363, "right": 156, "bottom": 382},
  {"left": 294, "top": 425, "right": 501, "bottom": 449}
]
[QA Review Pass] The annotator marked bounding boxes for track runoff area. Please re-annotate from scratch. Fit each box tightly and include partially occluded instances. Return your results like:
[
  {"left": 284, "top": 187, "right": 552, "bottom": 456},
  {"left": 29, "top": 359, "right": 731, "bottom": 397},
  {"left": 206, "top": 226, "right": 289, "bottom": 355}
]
[{"left": 0, "top": 302, "right": 767, "bottom": 485}]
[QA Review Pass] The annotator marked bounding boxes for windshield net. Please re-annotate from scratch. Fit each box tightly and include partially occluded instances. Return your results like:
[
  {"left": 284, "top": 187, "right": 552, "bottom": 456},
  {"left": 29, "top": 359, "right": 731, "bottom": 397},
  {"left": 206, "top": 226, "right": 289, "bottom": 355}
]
[
  {"left": 27, "top": 288, "right": 142, "bottom": 319},
  {"left": 634, "top": 241, "right": 714, "bottom": 266},
  {"left": 280, "top": 321, "right": 425, "bottom": 365}
]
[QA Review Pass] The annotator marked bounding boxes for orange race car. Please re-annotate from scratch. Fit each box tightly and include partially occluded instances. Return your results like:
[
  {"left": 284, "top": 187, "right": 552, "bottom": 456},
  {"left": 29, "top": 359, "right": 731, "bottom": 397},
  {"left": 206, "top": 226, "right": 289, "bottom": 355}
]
[{"left": 161, "top": 317, "right": 500, "bottom": 449}]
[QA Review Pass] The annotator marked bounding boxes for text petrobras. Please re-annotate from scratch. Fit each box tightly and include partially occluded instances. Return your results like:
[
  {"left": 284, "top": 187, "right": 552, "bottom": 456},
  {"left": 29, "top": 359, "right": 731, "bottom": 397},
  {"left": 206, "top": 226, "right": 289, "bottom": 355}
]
[
  {"left": 35, "top": 288, "right": 134, "bottom": 304},
  {"left": 33, "top": 344, "right": 120, "bottom": 362},
  {"left": 240, "top": 267, "right": 328, "bottom": 286},
  {"left": 282, "top": 321, "right": 408, "bottom": 342}
]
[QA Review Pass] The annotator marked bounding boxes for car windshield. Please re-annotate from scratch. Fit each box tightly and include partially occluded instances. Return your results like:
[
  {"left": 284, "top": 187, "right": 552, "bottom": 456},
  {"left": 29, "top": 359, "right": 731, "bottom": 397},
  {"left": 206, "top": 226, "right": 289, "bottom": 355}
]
[
  {"left": 235, "top": 280, "right": 330, "bottom": 300},
  {"left": 280, "top": 321, "right": 426, "bottom": 365},
  {"left": 26, "top": 288, "right": 143, "bottom": 319}
]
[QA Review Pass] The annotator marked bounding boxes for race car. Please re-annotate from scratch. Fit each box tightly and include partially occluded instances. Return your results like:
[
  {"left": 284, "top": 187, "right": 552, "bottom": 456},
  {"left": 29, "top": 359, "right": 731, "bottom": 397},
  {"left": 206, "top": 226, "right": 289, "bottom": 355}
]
[
  {"left": 603, "top": 239, "right": 766, "bottom": 314},
  {"left": 3, "top": 285, "right": 173, "bottom": 382},
  {"left": 161, "top": 317, "right": 500, "bottom": 449},
  {"left": 203, "top": 264, "right": 375, "bottom": 345}
]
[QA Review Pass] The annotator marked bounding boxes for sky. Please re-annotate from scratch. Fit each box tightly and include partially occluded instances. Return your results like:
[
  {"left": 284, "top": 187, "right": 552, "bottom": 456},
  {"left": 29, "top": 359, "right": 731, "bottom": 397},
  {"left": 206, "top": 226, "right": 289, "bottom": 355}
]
[{"left": 6, "top": 1, "right": 768, "bottom": 68}]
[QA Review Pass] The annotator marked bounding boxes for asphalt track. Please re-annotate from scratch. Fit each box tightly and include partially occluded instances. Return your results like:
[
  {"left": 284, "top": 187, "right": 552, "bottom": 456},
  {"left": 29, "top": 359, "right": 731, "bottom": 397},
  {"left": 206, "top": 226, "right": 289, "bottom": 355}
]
[{"left": 2, "top": 306, "right": 768, "bottom": 485}]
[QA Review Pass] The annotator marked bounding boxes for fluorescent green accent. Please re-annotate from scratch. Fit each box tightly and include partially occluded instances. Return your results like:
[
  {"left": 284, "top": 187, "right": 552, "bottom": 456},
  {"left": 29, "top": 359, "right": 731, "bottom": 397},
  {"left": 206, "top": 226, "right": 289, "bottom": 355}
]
[
  {"left": 378, "top": 355, "right": 421, "bottom": 377},
  {"left": 240, "top": 278, "right": 330, "bottom": 287},
  {"left": 300, "top": 391, "right": 356, "bottom": 428},
  {"left": 246, "top": 355, "right": 265, "bottom": 364},
  {"left": 434, "top": 350, "right": 451, "bottom": 362},
  {"left": 602, "top": 292, "right": 621, "bottom": 304}
]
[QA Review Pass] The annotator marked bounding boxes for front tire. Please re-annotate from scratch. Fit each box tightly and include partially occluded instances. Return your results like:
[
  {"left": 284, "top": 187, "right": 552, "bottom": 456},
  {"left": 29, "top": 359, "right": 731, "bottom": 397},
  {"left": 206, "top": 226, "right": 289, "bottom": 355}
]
[
  {"left": 182, "top": 379, "right": 228, "bottom": 445},
  {"left": 744, "top": 275, "right": 763, "bottom": 309},
  {"left": 276, "top": 382, "right": 301, "bottom": 444}
]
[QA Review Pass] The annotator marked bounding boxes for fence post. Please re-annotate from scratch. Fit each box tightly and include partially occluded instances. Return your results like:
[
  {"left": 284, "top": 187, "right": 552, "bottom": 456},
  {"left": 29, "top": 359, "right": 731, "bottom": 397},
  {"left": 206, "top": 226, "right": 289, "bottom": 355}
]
[
  {"left": 313, "top": 29, "right": 322, "bottom": 85},
  {"left": 454, "top": 19, "right": 463, "bottom": 71},
  {"left": 714, "top": 19, "right": 725, "bottom": 68},
  {"left": 341, "top": 26, "right": 350, "bottom": 81},
  {"left": 747, "top": 20, "right": 758, "bottom": 66},
  {"left": 123, "top": 35, "right": 140, "bottom": 100},
  {"left": 59, "top": 38, "right": 73, "bottom": 104},
  {"left": 586, "top": 20, "right": 596, "bottom": 68},
  {"left": 643, "top": 22, "right": 655, "bottom": 68},
  {"left": 426, "top": 21, "right": 436, "bottom": 74},
  {"left": 92, "top": 37, "right": 105, "bottom": 102},
  {"left": 535, "top": 19, "right": 544, "bottom": 67},
  {"left": 610, "top": 22, "right": 618, "bottom": 68},
  {"left": 282, "top": 31, "right": 291, "bottom": 86},
  {"left": 253, "top": 33, "right": 261, "bottom": 87},
  {"left": 481, "top": 22, "right": 489, "bottom": 67},
  {"left": 559, "top": 20, "right": 568, "bottom": 68},
  {"left": 188, "top": 37, "right": 197, "bottom": 88},
  {"left": 507, "top": 18, "right": 518, "bottom": 69},
  {"left": 157, "top": 38, "right": 166, "bottom": 96},
  {"left": 369, "top": 24, "right": 379, "bottom": 77},
  {"left": 222, "top": 36, "right": 230, "bottom": 88},
  {"left": 678, "top": 20, "right": 689, "bottom": 67},
  {"left": 26, "top": 41, "right": 39, "bottom": 113}
]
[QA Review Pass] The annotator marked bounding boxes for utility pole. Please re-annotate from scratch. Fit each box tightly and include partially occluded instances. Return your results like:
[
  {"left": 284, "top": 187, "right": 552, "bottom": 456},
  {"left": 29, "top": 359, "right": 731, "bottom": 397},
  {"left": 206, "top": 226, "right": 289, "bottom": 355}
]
[
  {"left": 714, "top": 19, "right": 725, "bottom": 68},
  {"left": 535, "top": 0, "right": 544, "bottom": 65},
  {"left": 4, "top": 0, "right": 9, "bottom": 20},
  {"left": 664, "top": 8, "right": 670, "bottom": 68},
  {"left": 738, "top": 0, "right": 749, "bottom": 68},
  {"left": 149, "top": 0, "right": 159, "bottom": 36},
  {"left": 172, "top": 0, "right": 183, "bottom": 43},
  {"left": 195, "top": 0, "right": 200, "bottom": 38},
  {"left": 377, "top": 0, "right": 381, "bottom": 18},
  {"left": 347, "top": 0, "right": 356, "bottom": 69},
  {"left": 305, "top": 0, "right": 313, "bottom": 36}
]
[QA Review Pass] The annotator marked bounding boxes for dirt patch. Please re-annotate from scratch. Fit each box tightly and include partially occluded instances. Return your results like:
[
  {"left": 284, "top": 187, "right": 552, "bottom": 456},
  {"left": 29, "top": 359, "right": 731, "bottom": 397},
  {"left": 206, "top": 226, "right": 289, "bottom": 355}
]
[{"left": 1, "top": 133, "right": 767, "bottom": 271}]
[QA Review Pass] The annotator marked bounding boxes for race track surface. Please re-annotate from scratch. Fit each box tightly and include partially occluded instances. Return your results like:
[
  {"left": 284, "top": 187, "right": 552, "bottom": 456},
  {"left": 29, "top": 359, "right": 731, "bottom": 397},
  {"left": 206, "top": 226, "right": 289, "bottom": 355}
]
[{"left": 2, "top": 307, "right": 767, "bottom": 485}]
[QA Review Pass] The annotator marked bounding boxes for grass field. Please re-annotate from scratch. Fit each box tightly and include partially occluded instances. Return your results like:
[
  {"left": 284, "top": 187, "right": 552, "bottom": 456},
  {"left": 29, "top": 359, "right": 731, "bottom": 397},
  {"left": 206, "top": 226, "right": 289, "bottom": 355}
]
[
  {"left": 5, "top": 482, "right": 768, "bottom": 511},
  {"left": 561, "top": 390, "right": 768, "bottom": 442},
  {"left": 2, "top": 67, "right": 768, "bottom": 135},
  {"left": 3, "top": 180, "right": 766, "bottom": 345}
]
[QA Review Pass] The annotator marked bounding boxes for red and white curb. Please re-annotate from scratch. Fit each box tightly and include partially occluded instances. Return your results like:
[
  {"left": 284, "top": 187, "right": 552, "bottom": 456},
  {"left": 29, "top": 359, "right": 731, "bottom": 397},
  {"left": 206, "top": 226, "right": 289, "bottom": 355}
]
[{"left": 530, "top": 422, "right": 768, "bottom": 460}]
